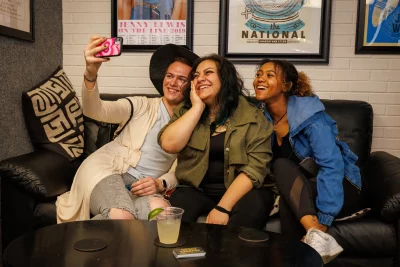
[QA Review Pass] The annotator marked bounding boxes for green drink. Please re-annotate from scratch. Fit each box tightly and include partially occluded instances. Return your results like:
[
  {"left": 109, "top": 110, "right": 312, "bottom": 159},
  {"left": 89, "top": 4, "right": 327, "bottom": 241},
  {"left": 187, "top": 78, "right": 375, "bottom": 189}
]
[{"left": 156, "top": 207, "right": 184, "bottom": 244}]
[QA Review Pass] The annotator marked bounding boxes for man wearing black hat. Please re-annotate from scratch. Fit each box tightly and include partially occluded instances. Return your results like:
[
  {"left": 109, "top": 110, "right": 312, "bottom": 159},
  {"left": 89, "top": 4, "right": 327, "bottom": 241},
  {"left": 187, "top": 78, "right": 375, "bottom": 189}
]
[{"left": 56, "top": 36, "right": 198, "bottom": 223}]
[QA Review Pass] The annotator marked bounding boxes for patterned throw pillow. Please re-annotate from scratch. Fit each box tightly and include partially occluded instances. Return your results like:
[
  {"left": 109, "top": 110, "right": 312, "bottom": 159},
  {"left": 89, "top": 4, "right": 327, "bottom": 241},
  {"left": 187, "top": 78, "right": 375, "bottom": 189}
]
[{"left": 22, "top": 66, "right": 84, "bottom": 161}]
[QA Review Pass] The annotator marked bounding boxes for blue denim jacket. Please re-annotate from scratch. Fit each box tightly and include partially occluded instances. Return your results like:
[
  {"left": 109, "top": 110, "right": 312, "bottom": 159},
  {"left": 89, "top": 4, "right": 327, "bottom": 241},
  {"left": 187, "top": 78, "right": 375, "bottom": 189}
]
[{"left": 259, "top": 95, "right": 362, "bottom": 226}]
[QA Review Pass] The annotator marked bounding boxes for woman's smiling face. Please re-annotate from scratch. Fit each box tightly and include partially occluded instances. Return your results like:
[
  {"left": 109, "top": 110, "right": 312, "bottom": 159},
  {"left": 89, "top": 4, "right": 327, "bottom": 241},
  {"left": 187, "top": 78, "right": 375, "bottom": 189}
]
[
  {"left": 253, "top": 62, "right": 286, "bottom": 104},
  {"left": 192, "top": 60, "right": 222, "bottom": 106}
]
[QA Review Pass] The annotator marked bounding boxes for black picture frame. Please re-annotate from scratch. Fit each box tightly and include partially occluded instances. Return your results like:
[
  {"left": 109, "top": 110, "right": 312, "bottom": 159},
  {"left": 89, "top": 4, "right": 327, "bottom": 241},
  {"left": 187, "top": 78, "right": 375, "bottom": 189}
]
[
  {"left": 355, "top": 1, "right": 400, "bottom": 54},
  {"left": 111, "top": 0, "right": 193, "bottom": 52},
  {"left": 218, "top": 0, "right": 332, "bottom": 64},
  {"left": 0, "top": 0, "right": 34, "bottom": 41}
]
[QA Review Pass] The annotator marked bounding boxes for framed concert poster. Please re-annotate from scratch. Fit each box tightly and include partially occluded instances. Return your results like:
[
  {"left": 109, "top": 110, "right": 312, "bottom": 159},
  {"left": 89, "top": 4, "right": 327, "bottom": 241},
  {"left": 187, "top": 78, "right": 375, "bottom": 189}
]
[
  {"left": 111, "top": 0, "right": 193, "bottom": 52},
  {"left": 218, "top": 0, "right": 332, "bottom": 64},
  {"left": 356, "top": 0, "right": 400, "bottom": 54},
  {"left": 0, "top": 0, "right": 34, "bottom": 41}
]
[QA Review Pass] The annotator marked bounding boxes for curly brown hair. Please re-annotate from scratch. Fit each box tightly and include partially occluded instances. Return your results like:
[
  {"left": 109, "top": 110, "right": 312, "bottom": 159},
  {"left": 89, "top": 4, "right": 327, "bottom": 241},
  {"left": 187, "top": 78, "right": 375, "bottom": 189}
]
[{"left": 257, "top": 59, "right": 314, "bottom": 97}]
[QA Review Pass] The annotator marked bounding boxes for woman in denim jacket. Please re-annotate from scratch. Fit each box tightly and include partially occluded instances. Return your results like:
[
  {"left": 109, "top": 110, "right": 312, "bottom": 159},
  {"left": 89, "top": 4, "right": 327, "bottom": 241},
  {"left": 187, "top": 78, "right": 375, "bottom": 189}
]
[{"left": 254, "top": 59, "right": 362, "bottom": 264}]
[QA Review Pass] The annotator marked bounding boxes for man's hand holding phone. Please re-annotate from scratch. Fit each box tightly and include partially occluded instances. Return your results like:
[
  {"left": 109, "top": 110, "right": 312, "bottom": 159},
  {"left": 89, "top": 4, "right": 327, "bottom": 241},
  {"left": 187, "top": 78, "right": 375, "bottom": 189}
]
[
  {"left": 83, "top": 36, "right": 109, "bottom": 88},
  {"left": 95, "top": 37, "right": 123, "bottom": 58},
  {"left": 83, "top": 36, "right": 123, "bottom": 89}
]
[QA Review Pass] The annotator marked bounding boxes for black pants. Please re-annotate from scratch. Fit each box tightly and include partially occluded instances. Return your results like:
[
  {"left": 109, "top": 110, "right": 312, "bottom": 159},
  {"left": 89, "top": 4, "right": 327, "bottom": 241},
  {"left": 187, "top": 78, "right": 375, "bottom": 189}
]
[
  {"left": 274, "top": 158, "right": 362, "bottom": 240},
  {"left": 169, "top": 186, "right": 274, "bottom": 230}
]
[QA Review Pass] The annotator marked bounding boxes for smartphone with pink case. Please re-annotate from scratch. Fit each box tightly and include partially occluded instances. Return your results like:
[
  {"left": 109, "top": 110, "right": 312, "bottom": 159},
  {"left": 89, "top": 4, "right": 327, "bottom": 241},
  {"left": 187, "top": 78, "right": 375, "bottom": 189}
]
[{"left": 95, "top": 37, "right": 123, "bottom": 58}]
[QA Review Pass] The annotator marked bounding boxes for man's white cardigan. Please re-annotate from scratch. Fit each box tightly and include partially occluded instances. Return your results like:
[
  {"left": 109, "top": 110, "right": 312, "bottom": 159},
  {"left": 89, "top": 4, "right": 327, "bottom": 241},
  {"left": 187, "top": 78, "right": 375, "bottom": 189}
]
[{"left": 56, "top": 83, "right": 177, "bottom": 223}]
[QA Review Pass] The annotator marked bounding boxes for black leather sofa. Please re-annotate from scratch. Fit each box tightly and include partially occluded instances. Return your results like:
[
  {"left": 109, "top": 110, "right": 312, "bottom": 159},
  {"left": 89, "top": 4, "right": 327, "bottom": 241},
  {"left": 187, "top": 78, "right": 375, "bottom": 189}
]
[{"left": 1, "top": 94, "right": 400, "bottom": 267}]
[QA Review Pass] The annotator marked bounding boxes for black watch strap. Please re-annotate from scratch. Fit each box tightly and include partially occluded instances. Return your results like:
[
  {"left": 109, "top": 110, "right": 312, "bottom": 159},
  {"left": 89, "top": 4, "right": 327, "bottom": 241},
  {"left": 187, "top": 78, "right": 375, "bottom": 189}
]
[{"left": 161, "top": 179, "right": 167, "bottom": 192}]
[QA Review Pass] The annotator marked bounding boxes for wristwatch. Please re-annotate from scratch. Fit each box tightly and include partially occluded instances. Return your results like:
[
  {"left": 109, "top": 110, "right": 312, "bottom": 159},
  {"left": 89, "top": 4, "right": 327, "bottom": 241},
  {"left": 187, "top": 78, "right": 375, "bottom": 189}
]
[{"left": 160, "top": 179, "right": 167, "bottom": 193}]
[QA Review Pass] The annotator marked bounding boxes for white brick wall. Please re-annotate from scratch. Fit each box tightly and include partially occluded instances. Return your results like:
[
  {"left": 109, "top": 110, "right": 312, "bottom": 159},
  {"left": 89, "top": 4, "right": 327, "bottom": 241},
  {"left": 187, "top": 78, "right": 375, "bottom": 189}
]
[{"left": 62, "top": 0, "right": 400, "bottom": 157}]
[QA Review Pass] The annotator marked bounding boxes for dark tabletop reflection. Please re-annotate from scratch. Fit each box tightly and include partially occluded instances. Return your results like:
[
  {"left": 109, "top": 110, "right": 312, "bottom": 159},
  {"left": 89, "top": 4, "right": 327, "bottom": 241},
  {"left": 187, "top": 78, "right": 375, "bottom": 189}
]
[{"left": 4, "top": 220, "right": 322, "bottom": 267}]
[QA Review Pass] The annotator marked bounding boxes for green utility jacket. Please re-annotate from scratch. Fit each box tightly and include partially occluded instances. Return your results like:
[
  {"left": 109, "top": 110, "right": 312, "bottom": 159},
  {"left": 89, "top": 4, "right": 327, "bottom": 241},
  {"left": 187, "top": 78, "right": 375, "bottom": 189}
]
[{"left": 158, "top": 96, "right": 273, "bottom": 189}]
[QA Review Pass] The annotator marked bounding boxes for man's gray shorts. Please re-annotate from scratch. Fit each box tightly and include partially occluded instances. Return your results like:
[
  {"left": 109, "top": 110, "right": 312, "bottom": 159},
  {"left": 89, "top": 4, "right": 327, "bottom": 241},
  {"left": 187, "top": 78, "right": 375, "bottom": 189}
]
[{"left": 90, "top": 173, "right": 168, "bottom": 220}]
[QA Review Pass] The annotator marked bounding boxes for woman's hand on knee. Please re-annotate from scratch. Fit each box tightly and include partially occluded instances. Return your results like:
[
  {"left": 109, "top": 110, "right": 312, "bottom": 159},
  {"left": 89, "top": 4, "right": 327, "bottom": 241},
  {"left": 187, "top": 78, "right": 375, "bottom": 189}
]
[
  {"left": 206, "top": 209, "right": 229, "bottom": 225},
  {"left": 131, "top": 177, "right": 157, "bottom": 196}
]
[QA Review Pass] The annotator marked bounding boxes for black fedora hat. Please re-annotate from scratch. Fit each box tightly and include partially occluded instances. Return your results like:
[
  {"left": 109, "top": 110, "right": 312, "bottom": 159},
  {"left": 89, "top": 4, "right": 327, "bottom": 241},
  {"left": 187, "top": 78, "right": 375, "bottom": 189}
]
[{"left": 149, "top": 44, "right": 199, "bottom": 95}]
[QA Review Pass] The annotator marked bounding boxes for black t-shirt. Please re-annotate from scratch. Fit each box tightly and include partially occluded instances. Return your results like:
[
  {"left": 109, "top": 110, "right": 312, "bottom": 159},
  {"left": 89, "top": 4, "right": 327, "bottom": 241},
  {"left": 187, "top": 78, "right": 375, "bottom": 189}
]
[
  {"left": 200, "top": 132, "right": 226, "bottom": 201},
  {"left": 202, "top": 132, "right": 226, "bottom": 184},
  {"left": 272, "top": 133, "right": 301, "bottom": 165}
]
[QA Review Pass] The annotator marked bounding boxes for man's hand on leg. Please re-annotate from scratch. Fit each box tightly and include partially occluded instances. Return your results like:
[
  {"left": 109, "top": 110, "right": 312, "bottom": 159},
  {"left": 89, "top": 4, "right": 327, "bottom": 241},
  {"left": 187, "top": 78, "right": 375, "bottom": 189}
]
[{"left": 131, "top": 177, "right": 161, "bottom": 196}]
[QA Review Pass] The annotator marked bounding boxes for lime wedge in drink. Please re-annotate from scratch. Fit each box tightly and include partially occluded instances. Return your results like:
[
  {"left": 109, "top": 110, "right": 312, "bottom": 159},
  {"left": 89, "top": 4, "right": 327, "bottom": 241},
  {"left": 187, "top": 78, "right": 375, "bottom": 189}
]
[{"left": 148, "top": 207, "right": 164, "bottom": 221}]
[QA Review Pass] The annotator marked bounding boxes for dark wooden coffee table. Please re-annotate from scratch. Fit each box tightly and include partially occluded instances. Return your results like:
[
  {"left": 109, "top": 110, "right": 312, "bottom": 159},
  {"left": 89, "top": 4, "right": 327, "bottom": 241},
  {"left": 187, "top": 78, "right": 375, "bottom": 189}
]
[{"left": 3, "top": 220, "right": 323, "bottom": 267}]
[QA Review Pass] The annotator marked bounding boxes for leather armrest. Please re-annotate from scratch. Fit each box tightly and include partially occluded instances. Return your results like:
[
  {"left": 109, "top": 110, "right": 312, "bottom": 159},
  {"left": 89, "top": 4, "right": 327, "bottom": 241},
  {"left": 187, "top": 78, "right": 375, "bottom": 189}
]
[
  {"left": 83, "top": 115, "right": 118, "bottom": 159},
  {"left": 0, "top": 150, "right": 82, "bottom": 200},
  {"left": 364, "top": 151, "right": 400, "bottom": 222}
]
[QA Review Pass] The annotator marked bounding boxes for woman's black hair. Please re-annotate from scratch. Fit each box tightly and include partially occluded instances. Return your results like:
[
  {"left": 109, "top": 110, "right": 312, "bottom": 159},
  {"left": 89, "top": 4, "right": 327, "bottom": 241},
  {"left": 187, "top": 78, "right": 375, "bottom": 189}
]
[{"left": 184, "top": 54, "right": 249, "bottom": 130}]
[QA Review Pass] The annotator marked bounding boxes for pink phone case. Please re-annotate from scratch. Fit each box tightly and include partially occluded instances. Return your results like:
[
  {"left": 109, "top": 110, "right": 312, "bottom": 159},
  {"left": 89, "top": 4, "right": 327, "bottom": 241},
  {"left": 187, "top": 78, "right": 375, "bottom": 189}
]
[{"left": 95, "top": 37, "right": 123, "bottom": 58}]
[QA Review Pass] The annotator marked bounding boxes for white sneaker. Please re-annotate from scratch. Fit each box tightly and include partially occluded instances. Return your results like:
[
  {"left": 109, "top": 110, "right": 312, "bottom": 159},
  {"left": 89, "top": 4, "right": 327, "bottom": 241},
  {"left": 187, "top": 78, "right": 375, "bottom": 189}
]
[{"left": 303, "top": 228, "right": 343, "bottom": 264}]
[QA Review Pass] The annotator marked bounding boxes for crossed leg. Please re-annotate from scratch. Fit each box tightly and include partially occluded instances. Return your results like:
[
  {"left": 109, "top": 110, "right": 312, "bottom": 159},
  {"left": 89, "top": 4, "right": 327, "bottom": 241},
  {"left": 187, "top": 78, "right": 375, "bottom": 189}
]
[{"left": 90, "top": 174, "right": 170, "bottom": 220}]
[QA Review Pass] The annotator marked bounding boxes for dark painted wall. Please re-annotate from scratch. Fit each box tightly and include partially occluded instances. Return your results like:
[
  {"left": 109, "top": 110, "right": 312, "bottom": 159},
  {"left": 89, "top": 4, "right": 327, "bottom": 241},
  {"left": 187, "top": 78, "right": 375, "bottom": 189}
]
[
  {"left": 0, "top": 0, "right": 63, "bottom": 161},
  {"left": 0, "top": 0, "right": 62, "bottom": 261}
]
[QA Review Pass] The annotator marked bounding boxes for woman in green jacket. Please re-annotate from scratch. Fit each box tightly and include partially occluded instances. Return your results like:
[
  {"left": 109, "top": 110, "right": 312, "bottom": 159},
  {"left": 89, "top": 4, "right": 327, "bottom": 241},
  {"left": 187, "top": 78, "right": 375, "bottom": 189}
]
[{"left": 158, "top": 54, "right": 274, "bottom": 229}]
